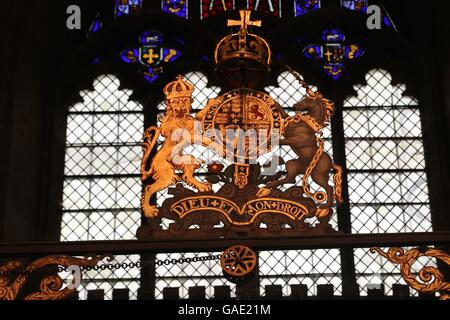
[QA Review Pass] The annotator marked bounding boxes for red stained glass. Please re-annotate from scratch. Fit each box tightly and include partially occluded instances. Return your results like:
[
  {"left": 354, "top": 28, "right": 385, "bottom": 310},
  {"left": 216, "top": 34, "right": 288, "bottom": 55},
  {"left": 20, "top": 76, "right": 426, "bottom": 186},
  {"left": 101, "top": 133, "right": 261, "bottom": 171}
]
[
  {"left": 201, "top": 0, "right": 234, "bottom": 19},
  {"left": 248, "top": 0, "right": 281, "bottom": 17}
]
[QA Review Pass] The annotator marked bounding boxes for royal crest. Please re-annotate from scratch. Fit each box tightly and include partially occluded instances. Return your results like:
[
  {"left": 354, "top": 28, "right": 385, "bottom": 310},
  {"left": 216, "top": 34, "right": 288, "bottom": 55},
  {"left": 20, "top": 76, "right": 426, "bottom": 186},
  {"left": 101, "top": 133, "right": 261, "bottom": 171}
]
[
  {"left": 138, "top": 11, "right": 343, "bottom": 241},
  {"left": 198, "top": 88, "right": 282, "bottom": 162}
]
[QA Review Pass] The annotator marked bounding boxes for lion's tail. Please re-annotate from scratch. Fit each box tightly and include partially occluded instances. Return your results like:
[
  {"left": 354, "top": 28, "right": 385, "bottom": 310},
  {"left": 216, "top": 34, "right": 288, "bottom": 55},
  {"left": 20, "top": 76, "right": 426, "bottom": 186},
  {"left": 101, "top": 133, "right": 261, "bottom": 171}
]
[
  {"left": 141, "top": 127, "right": 160, "bottom": 182},
  {"left": 332, "top": 164, "right": 344, "bottom": 204}
]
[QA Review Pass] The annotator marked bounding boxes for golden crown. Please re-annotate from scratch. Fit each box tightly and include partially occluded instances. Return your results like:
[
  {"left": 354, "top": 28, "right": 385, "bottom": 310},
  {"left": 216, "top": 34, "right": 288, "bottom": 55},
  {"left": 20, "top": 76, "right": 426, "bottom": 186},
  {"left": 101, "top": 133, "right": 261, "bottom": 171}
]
[
  {"left": 163, "top": 75, "right": 195, "bottom": 100},
  {"left": 214, "top": 10, "right": 272, "bottom": 66}
]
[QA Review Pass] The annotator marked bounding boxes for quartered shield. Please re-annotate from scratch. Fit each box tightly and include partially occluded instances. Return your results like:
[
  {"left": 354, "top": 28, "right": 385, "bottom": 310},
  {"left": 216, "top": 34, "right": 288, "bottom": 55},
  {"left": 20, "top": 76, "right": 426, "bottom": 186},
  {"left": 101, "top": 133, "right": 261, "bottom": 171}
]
[{"left": 202, "top": 88, "right": 283, "bottom": 162}]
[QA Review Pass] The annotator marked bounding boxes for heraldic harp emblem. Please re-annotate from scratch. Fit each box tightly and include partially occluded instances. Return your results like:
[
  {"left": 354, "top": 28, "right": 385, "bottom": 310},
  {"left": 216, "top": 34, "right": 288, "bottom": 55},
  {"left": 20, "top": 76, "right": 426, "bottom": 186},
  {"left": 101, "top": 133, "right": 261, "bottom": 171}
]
[{"left": 138, "top": 10, "right": 343, "bottom": 241}]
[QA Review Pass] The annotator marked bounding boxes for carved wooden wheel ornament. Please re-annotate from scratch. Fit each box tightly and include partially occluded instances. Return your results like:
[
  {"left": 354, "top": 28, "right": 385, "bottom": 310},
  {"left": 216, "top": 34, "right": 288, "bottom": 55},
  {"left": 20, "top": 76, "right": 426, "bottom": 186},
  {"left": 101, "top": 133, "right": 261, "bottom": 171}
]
[{"left": 221, "top": 245, "right": 257, "bottom": 278}]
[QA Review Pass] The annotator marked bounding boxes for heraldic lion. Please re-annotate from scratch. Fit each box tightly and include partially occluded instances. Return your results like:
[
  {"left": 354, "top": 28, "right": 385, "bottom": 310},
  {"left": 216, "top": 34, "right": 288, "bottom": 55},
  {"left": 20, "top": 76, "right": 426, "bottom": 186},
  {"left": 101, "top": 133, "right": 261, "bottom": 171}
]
[{"left": 140, "top": 76, "right": 212, "bottom": 218}]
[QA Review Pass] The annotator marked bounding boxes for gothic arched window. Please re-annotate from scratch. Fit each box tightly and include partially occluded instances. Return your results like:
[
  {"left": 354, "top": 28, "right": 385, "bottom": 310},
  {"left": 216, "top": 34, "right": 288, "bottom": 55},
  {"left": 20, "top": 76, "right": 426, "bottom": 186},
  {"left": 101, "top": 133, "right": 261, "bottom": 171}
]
[
  {"left": 344, "top": 69, "right": 433, "bottom": 295},
  {"left": 58, "top": 0, "right": 437, "bottom": 300},
  {"left": 344, "top": 69, "right": 430, "bottom": 234},
  {"left": 61, "top": 75, "right": 142, "bottom": 299}
]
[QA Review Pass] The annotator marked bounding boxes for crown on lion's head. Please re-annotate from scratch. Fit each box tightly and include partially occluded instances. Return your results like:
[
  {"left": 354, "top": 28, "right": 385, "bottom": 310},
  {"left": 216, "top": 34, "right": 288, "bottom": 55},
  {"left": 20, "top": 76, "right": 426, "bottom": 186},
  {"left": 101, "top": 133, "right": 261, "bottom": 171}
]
[{"left": 163, "top": 75, "right": 195, "bottom": 100}]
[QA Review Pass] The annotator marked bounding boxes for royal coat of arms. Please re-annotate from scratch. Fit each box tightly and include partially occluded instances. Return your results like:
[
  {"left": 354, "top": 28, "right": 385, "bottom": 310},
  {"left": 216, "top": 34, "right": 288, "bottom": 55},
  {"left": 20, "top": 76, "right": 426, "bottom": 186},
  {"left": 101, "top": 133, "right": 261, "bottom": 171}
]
[{"left": 137, "top": 10, "right": 343, "bottom": 241}]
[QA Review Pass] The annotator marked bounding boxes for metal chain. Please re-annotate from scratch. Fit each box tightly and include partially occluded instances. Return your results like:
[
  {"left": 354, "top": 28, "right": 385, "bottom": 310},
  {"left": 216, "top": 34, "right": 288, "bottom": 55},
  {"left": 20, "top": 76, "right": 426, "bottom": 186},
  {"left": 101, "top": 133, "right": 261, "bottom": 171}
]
[
  {"left": 281, "top": 114, "right": 323, "bottom": 136},
  {"left": 55, "top": 254, "right": 223, "bottom": 273},
  {"left": 285, "top": 65, "right": 326, "bottom": 203},
  {"left": 302, "top": 137, "right": 326, "bottom": 202}
]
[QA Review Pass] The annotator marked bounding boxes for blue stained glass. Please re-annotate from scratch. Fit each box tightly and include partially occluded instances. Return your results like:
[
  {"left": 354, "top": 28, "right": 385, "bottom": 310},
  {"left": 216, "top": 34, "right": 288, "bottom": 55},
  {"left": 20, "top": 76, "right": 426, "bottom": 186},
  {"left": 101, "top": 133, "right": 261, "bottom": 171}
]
[
  {"left": 91, "top": 20, "right": 102, "bottom": 33},
  {"left": 345, "top": 44, "right": 364, "bottom": 60},
  {"left": 121, "top": 48, "right": 139, "bottom": 64},
  {"left": 295, "top": 0, "right": 321, "bottom": 17},
  {"left": 162, "top": 0, "right": 189, "bottom": 19},
  {"left": 341, "top": 0, "right": 395, "bottom": 28},
  {"left": 323, "top": 65, "right": 344, "bottom": 80},
  {"left": 340, "top": 0, "right": 367, "bottom": 12},
  {"left": 117, "top": 5, "right": 129, "bottom": 17},
  {"left": 303, "top": 28, "right": 364, "bottom": 80},
  {"left": 140, "top": 31, "right": 165, "bottom": 47},
  {"left": 115, "top": 0, "right": 142, "bottom": 18},
  {"left": 87, "top": 19, "right": 102, "bottom": 37},
  {"left": 162, "top": 48, "right": 182, "bottom": 63},
  {"left": 142, "top": 67, "right": 163, "bottom": 83},
  {"left": 383, "top": 15, "right": 393, "bottom": 28},
  {"left": 303, "top": 45, "right": 323, "bottom": 59},
  {"left": 120, "top": 31, "right": 183, "bottom": 84},
  {"left": 322, "top": 29, "right": 346, "bottom": 42}
]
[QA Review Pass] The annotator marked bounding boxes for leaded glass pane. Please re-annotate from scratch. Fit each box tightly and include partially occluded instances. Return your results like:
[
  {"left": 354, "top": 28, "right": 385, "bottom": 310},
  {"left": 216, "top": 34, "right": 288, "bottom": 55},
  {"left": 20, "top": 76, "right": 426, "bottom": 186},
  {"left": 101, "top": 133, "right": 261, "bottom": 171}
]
[
  {"left": 61, "top": 75, "right": 143, "bottom": 300},
  {"left": 343, "top": 69, "right": 431, "bottom": 296}
]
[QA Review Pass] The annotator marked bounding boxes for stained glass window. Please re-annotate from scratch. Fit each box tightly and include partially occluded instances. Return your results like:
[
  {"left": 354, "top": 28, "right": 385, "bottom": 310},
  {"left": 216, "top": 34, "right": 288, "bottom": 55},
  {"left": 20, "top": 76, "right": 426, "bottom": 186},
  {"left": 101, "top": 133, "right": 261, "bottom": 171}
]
[
  {"left": 294, "top": 0, "right": 321, "bottom": 17},
  {"left": 61, "top": 74, "right": 143, "bottom": 299},
  {"left": 162, "top": 0, "right": 189, "bottom": 19},
  {"left": 201, "top": 0, "right": 235, "bottom": 19},
  {"left": 121, "top": 31, "right": 182, "bottom": 84},
  {"left": 201, "top": 0, "right": 282, "bottom": 19},
  {"left": 303, "top": 29, "right": 364, "bottom": 80},
  {"left": 343, "top": 69, "right": 433, "bottom": 295},
  {"left": 248, "top": 0, "right": 282, "bottom": 17},
  {"left": 341, "top": 0, "right": 367, "bottom": 12},
  {"left": 115, "top": 0, "right": 143, "bottom": 18},
  {"left": 87, "top": 15, "right": 103, "bottom": 37},
  {"left": 340, "top": 0, "right": 395, "bottom": 28}
]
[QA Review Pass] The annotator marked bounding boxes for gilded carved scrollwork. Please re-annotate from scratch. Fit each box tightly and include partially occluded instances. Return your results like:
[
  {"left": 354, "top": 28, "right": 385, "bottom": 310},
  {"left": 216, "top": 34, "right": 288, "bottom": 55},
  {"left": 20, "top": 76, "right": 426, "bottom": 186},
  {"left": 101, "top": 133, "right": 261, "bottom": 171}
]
[
  {"left": 371, "top": 247, "right": 450, "bottom": 300},
  {"left": 0, "top": 255, "right": 111, "bottom": 300}
]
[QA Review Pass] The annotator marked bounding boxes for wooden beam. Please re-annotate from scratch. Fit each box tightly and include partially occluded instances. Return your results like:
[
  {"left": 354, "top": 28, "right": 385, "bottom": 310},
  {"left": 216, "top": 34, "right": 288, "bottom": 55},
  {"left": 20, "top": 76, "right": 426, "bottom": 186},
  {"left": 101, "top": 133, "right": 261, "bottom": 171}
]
[{"left": 0, "top": 232, "right": 448, "bottom": 258}]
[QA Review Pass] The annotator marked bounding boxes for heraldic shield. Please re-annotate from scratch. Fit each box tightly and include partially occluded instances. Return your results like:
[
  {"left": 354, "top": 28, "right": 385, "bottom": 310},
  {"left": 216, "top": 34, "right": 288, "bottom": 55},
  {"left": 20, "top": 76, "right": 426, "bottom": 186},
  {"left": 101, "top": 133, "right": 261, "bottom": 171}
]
[{"left": 137, "top": 11, "right": 343, "bottom": 241}]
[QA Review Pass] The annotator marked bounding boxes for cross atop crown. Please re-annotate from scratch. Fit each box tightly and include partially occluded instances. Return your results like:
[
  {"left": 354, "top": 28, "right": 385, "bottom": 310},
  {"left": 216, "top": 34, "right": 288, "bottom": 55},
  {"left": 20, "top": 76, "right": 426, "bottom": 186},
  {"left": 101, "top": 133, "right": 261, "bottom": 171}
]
[
  {"left": 214, "top": 9, "right": 270, "bottom": 66},
  {"left": 227, "top": 10, "right": 261, "bottom": 32}
]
